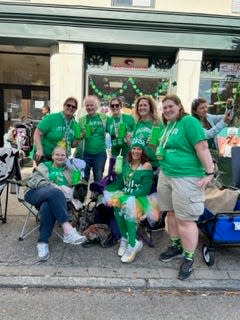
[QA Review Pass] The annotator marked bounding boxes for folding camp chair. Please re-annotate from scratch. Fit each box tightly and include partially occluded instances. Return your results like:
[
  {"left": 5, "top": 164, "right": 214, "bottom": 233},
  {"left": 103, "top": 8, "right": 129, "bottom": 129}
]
[
  {"left": 10, "top": 180, "right": 64, "bottom": 241},
  {"left": 0, "top": 147, "right": 21, "bottom": 223},
  {"left": 12, "top": 179, "right": 88, "bottom": 241}
]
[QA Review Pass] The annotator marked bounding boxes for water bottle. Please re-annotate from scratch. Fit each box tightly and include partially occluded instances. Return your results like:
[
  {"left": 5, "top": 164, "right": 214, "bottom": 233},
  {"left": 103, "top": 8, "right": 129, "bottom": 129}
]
[
  {"left": 118, "top": 122, "right": 127, "bottom": 138},
  {"left": 72, "top": 170, "right": 81, "bottom": 185},
  {"left": 149, "top": 126, "right": 160, "bottom": 145},
  {"left": 115, "top": 154, "right": 123, "bottom": 174}
]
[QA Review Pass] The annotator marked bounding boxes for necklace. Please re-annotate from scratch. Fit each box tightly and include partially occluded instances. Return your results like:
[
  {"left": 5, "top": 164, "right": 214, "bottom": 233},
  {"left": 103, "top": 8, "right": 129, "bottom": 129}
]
[{"left": 127, "top": 162, "right": 140, "bottom": 179}]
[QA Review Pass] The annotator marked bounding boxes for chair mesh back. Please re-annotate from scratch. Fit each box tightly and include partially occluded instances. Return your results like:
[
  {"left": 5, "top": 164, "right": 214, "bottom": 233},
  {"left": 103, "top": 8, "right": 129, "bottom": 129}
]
[{"left": 0, "top": 148, "right": 21, "bottom": 191}]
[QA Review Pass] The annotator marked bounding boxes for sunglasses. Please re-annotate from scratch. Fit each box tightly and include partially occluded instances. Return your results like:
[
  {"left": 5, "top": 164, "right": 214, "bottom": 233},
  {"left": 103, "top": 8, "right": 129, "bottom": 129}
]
[
  {"left": 66, "top": 103, "right": 77, "bottom": 110},
  {"left": 110, "top": 104, "right": 120, "bottom": 109}
]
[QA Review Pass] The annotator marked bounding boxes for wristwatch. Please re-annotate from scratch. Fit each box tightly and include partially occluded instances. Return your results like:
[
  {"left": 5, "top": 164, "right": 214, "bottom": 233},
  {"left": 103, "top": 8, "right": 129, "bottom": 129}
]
[{"left": 205, "top": 172, "right": 214, "bottom": 176}]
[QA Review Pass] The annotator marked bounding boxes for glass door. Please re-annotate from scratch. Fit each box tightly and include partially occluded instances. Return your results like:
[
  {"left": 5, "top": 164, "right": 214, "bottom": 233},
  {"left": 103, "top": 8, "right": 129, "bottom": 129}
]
[{"left": 3, "top": 88, "right": 22, "bottom": 131}]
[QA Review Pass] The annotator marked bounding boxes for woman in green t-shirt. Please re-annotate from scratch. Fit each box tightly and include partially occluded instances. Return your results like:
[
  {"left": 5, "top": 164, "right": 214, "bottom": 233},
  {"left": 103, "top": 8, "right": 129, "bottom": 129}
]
[
  {"left": 106, "top": 97, "right": 135, "bottom": 159},
  {"left": 34, "top": 97, "right": 80, "bottom": 164},
  {"left": 156, "top": 94, "right": 214, "bottom": 280},
  {"left": 131, "top": 95, "right": 161, "bottom": 170}
]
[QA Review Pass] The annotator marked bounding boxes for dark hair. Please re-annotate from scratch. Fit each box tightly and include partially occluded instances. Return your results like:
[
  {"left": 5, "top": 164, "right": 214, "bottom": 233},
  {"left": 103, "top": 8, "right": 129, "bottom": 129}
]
[
  {"left": 191, "top": 97, "right": 207, "bottom": 120},
  {"left": 63, "top": 96, "right": 78, "bottom": 109},
  {"left": 109, "top": 97, "right": 123, "bottom": 107},
  {"left": 134, "top": 95, "right": 160, "bottom": 124},
  {"left": 42, "top": 105, "right": 50, "bottom": 113},
  {"left": 127, "top": 148, "right": 149, "bottom": 165},
  {"left": 161, "top": 94, "right": 188, "bottom": 124}
]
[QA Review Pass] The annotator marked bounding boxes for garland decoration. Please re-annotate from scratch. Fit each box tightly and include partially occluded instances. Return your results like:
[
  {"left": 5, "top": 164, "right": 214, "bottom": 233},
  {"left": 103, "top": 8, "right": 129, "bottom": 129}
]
[{"left": 89, "top": 77, "right": 176, "bottom": 99}]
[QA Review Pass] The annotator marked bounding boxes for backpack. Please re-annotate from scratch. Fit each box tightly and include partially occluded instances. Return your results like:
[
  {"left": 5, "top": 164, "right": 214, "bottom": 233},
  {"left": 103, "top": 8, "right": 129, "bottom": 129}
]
[{"left": 82, "top": 224, "right": 113, "bottom": 248}]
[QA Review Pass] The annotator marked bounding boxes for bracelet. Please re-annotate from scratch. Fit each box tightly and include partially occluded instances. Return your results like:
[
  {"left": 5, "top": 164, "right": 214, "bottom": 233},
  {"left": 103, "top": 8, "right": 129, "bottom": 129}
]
[{"left": 205, "top": 172, "right": 214, "bottom": 176}]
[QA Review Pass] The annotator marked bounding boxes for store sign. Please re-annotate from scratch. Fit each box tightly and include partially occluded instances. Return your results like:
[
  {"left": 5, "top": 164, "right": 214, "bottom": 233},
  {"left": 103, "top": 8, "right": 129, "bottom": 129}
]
[
  {"left": 111, "top": 56, "right": 149, "bottom": 69},
  {"left": 220, "top": 63, "right": 240, "bottom": 77}
]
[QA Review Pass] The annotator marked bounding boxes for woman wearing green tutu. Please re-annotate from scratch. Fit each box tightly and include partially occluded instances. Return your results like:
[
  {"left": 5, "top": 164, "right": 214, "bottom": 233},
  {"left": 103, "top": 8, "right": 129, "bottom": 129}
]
[{"left": 103, "top": 139, "right": 160, "bottom": 263}]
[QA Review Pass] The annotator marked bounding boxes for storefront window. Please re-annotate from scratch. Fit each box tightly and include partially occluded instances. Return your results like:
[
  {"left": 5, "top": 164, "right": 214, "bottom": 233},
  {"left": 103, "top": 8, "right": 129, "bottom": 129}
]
[
  {"left": 88, "top": 75, "right": 169, "bottom": 109},
  {"left": 199, "top": 78, "right": 240, "bottom": 126}
]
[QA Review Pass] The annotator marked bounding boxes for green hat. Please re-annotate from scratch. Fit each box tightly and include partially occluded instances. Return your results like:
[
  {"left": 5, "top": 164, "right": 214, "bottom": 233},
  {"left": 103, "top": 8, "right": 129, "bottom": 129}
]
[{"left": 131, "top": 137, "right": 146, "bottom": 149}]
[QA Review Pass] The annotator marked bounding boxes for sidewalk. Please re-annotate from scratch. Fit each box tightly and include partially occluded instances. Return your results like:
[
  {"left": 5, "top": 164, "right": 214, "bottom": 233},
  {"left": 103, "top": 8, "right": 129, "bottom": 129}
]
[{"left": 1, "top": 167, "right": 240, "bottom": 291}]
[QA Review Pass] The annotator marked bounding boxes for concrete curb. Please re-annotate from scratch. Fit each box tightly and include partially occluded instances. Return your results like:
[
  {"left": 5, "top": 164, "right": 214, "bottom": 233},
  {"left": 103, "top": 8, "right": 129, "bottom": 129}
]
[{"left": 0, "top": 275, "right": 240, "bottom": 291}]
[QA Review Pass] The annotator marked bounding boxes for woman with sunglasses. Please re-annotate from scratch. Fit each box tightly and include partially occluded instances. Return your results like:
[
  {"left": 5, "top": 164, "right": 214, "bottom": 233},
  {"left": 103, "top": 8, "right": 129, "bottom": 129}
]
[
  {"left": 106, "top": 97, "right": 135, "bottom": 160},
  {"left": 34, "top": 97, "right": 80, "bottom": 164}
]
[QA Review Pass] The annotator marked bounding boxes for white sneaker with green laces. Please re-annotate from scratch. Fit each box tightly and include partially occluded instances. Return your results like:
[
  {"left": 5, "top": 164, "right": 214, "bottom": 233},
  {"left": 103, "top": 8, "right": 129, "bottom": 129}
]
[
  {"left": 121, "top": 240, "right": 143, "bottom": 263},
  {"left": 63, "top": 228, "right": 87, "bottom": 245},
  {"left": 118, "top": 237, "right": 128, "bottom": 257},
  {"left": 37, "top": 243, "right": 50, "bottom": 261}
]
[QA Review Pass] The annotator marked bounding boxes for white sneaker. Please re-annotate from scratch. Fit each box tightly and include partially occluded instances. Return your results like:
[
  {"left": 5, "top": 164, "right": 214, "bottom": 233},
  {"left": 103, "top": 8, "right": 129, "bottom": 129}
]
[
  {"left": 37, "top": 243, "right": 50, "bottom": 261},
  {"left": 118, "top": 238, "right": 128, "bottom": 257},
  {"left": 63, "top": 228, "right": 87, "bottom": 245},
  {"left": 121, "top": 240, "right": 143, "bottom": 263}
]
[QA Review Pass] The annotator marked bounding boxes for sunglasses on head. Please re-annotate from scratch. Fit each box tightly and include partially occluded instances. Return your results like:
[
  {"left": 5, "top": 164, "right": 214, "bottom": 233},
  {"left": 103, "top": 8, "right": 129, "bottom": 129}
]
[
  {"left": 110, "top": 104, "right": 120, "bottom": 108},
  {"left": 66, "top": 103, "right": 77, "bottom": 110}
]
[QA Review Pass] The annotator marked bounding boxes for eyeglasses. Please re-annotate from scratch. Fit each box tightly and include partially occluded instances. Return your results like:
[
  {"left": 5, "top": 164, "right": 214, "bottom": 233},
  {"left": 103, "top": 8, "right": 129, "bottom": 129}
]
[
  {"left": 110, "top": 104, "right": 120, "bottom": 109},
  {"left": 66, "top": 103, "right": 77, "bottom": 110}
]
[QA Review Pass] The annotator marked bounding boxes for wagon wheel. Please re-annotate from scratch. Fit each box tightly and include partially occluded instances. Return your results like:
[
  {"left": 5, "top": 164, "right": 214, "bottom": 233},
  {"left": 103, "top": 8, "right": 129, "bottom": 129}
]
[{"left": 202, "top": 244, "right": 215, "bottom": 266}]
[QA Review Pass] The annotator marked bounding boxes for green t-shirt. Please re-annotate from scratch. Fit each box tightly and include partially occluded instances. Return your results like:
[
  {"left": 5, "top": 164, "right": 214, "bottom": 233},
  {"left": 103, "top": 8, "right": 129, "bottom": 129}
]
[
  {"left": 107, "top": 162, "right": 153, "bottom": 197},
  {"left": 106, "top": 113, "right": 135, "bottom": 157},
  {"left": 79, "top": 113, "right": 106, "bottom": 154},
  {"left": 159, "top": 115, "right": 206, "bottom": 177},
  {"left": 37, "top": 112, "right": 80, "bottom": 157},
  {"left": 44, "top": 161, "right": 69, "bottom": 186},
  {"left": 133, "top": 119, "right": 161, "bottom": 168}
]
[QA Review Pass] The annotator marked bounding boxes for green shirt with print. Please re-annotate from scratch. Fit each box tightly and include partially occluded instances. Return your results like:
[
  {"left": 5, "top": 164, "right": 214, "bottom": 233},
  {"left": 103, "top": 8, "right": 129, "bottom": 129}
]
[
  {"left": 159, "top": 115, "right": 206, "bottom": 177},
  {"left": 106, "top": 113, "right": 135, "bottom": 157},
  {"left": 133, "top": 119, "right": 161, "bottom": 168},
  {"left": 37, "top": 112, "right": 80, "bottom": 157},
  {"left": 107, "top": 162, "right": 153, "bottom": 197},
  {"left": 44, "top": 161, "right": 69, "bottom": 186},
  {"left": 79, "top": 113, "right": 106, "bottom": 154}
]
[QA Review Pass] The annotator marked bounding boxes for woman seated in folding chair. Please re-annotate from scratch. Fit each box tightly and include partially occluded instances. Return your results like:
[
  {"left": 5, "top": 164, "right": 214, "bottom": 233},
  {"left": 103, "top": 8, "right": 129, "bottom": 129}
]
[
  {"left": 24, "top": 145, "right": 87, "bottom": 261},
  {"left": 103, "top": 139, "right": 160, "bottom": 263}
]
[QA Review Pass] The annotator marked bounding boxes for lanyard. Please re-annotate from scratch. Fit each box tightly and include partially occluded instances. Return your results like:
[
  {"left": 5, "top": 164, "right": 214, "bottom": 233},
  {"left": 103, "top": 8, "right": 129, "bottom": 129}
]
[
  {"left": 159, "top": 121, "right": 177, "bottom": 149},
  {"left": 112, "top": 115, "right": 123, "bottom": 137},
  {"left": 61, "top": 112, "right": 73, "bottom": 154}
]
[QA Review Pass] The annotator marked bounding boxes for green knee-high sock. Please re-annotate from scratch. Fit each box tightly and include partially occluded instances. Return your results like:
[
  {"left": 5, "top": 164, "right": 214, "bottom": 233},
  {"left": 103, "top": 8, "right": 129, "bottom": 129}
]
[
  {"left": 114, "top": 208, "right": 128, "bottom": 239},
  {"left": 126, "top": 219, "right": 137, "bottom": 247},
  {"left": 170, "top": 237, "right": 182, "bottom": 250}
]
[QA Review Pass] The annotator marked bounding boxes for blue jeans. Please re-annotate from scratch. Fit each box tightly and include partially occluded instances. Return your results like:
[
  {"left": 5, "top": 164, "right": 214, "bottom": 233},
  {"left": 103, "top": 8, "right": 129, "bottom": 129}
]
[
  {"left": 83, "top": 151, "right": 107, "bottom": 183},
  {"left": 24, "top": 186, "right": 70, "bottom": 243}
]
